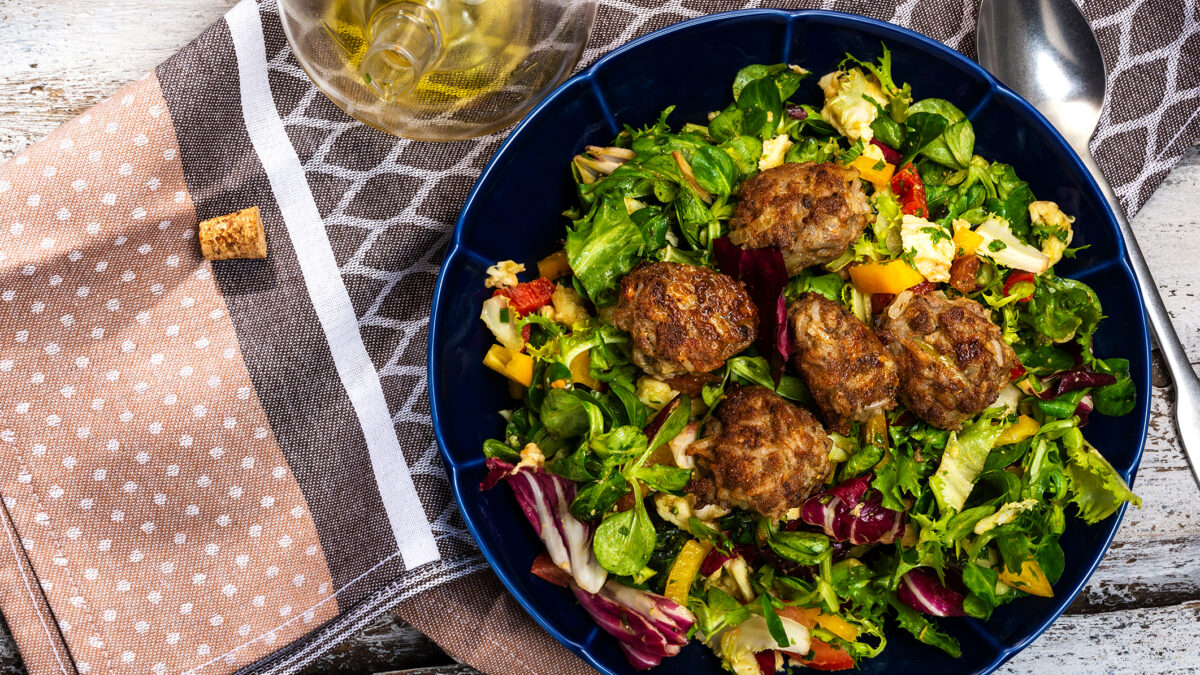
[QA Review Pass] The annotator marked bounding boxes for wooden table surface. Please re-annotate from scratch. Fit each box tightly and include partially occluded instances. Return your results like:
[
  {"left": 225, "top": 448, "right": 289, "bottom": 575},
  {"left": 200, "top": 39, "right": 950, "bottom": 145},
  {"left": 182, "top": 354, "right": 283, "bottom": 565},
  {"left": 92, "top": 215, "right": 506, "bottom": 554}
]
[{"left": 2, "top": 2, "right": 1198, "bottom": 673}]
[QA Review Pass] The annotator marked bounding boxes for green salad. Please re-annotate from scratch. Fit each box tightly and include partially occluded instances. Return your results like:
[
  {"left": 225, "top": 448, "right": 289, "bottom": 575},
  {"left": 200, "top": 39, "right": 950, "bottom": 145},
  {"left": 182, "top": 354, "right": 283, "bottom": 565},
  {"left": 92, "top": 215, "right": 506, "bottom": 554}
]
[{"left": 476, "top": 46, "right": 1140, "bottom": 673}]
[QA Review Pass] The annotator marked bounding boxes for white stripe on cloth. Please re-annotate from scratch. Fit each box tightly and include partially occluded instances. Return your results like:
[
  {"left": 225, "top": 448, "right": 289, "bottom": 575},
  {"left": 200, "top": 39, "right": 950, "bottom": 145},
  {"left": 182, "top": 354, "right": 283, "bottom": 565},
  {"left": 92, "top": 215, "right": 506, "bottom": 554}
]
[{"left": 224, "top": 0, "right": 440, "bottom": 570}]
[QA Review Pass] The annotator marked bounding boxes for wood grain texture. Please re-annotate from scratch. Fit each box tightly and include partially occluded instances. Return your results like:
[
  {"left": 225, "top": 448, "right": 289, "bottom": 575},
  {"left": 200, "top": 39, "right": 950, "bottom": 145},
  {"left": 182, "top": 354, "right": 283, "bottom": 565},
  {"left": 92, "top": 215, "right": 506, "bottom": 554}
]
[
  {"left": 292, "top": 611, "right": 456, "bottom": 674},
  {"left": 0, "top": 0, "right": 239, "bottom": 160},
  {"left": 1, "top": 1, "right": 1199, "bottom": 674}
]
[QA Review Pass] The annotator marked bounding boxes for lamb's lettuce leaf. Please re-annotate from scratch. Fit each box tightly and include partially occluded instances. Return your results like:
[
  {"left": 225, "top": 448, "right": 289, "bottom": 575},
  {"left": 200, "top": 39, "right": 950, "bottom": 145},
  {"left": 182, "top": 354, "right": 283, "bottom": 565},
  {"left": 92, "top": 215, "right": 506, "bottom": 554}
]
[{"left": 565, "top": 192, "right": 645, "bottom": 304}]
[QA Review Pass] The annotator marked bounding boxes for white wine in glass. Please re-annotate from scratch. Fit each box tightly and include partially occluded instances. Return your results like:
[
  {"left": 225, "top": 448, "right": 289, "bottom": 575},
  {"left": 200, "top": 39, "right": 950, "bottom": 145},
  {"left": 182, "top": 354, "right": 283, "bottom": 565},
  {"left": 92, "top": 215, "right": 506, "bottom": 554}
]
[{"left": 279, "top": 0, "right": 597, "bottom": 141}]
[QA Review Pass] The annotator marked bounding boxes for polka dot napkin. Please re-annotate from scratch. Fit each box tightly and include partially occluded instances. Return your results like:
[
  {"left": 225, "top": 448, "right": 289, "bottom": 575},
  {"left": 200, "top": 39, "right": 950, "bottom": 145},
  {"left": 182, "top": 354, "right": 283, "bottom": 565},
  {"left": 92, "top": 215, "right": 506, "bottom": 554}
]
[{"left": 0, "top": 1, "right": 1194, "bottom": 675}]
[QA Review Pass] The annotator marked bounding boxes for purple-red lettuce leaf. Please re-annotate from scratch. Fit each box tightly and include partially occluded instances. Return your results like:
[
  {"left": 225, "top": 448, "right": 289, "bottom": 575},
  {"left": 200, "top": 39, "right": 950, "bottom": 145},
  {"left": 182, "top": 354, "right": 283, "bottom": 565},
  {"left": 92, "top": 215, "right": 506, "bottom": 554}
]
[
  {"left": 801, "top": 475, "right": 903, "bottom": 545},
  {"left": 700, "top": 547, "right": 733, "bottom": 577},
  {"left": 870, "top": 138, "right": 902, "bottom": 164},
  {"left": 571, "top": 580, "right": 696, "bottom": 670},
  {"left": 714, "top": 237, "right": 791, "bottom": 382},
  {"left": 785, "top": 104, "right": 809, "bottom": 121},
  {"left": 1038, "top": 364, "right": 1117, "bottom": 400},
  {"left": 1075, "top": 394, "right": 1094, "bottom": 426},
  {"left": 775, "top": 292, "right": 792, "bottom": 368},
  {"left": 698, "top": 543, "right": 758, "bottom": 576},
  {"left": 898, "top": 568, "right": 967, "bottom": 617},
  {"left": 483, "top": 458, "right": 607, "bottom": 593}
]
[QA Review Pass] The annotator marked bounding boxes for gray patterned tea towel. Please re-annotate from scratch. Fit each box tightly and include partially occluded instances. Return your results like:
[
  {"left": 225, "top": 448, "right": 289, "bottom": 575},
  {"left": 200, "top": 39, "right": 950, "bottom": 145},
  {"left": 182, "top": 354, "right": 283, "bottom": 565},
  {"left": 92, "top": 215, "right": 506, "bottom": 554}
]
[{"left": 0, "top": 1, "right": 1195, "bottom": 675}]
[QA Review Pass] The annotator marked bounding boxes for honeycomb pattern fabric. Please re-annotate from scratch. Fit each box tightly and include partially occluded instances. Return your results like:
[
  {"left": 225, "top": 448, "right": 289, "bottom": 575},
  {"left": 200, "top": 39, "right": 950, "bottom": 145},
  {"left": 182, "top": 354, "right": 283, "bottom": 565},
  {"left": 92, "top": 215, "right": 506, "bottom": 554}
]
[{"left": 0, "top": 1, "right": 1193, "bottom": 674}]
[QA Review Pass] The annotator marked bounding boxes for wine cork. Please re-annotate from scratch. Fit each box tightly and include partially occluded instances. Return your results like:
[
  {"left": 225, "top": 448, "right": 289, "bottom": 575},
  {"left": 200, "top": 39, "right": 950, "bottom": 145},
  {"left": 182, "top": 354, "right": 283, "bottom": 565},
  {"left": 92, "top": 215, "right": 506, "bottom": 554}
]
[{"left": 199, "top": 207, "right": 267, "bottom": 260}]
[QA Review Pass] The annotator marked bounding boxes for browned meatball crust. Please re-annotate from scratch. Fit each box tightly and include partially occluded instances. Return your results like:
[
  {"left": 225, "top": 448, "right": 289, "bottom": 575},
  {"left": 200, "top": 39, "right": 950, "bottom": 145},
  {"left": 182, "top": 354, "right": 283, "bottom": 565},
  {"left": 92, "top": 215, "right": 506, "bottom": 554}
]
[
  {"left": 611, "top": 262, "right": 757, "bottom": 378},
  {"left": 789, "top": 293, "right": 898, "bottom": 433},
  {"left": 877, "top": 290, "right": 1017, "bottom": 430},
  {"left": 687, "top": 385, "right": 831, "bottom": 521},
  {"left": 729, "top": 162, "right": 873, "bottom": 275}
]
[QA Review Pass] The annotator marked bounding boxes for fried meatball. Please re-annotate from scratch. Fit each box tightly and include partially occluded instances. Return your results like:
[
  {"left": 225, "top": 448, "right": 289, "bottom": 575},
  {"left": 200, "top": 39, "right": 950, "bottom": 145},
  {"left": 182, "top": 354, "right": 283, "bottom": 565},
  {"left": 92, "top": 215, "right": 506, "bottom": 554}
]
[
  {"left": 687, "top": 385, "right": 831, "bottom": 521},
  {"left": 876, "top": 290, "right": 1017, "bottom": 430},
  {"left": 789, "top": 293, "right": 898, "bottom": 433},
  {"left": 729, "top": 162, "right": 873, "bottom": 275},
  {"left": 611, "top": 262, "right": 757, "bottom": 378}
]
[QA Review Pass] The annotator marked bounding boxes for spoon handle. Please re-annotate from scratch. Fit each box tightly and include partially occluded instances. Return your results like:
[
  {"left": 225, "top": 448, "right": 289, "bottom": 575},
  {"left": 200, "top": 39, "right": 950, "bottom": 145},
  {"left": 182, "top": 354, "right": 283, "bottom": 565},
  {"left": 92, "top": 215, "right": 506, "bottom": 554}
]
[{"left": 1078, "top": 149, "right": 1200, "bottom": 487}]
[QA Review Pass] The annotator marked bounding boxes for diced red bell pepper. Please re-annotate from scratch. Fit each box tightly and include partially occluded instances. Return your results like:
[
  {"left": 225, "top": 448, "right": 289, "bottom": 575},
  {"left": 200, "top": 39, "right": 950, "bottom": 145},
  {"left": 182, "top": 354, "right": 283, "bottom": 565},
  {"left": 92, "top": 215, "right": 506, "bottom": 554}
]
[
  {"left": 756, "top": 651, "right": 777, "bottom": 675},
  {"left": 1010, "top": 363, "right": 1027, "bottom": 381},
  {"left": 797, "top": 639, "right": 855, "bottom": 671},
  {"left": 890, "top": 163, "right": 928, "bottom": 218},
  {"left": 871, "top": 280, "right": 936, "bottom": 315},
  {"left": 1002, "top": 271, "right": 1036, "bottom": 303},
  {"left": 871, "top": 292, "right": 896, "bottom": 314},
  {"left": 493, "top": 277, "right": 556, "bottom": 316},
  {"left": 530, "top": 553, "right": 572, "bottom": 588}
]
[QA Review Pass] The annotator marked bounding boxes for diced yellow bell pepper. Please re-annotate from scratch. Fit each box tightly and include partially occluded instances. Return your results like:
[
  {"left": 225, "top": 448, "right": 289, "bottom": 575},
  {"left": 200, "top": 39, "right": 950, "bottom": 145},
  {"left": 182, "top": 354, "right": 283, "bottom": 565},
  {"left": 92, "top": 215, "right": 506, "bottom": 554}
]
[
  {"left": 849, "top": 154, "right": 896, "bottom": 190},
  {"left": 864, "top": 412, "right": 888, "bottom": 448},
  {"left": 953, "top": 224, "right": 985, "bottom": 253},
  {"left": 483, "top": 345, "right": 534, "bottom": 387},
  {"left": 848, "top": 259, "right": 925, "bottom": 295},
  {"left": 664, "top": 539, "right": 712, "bottom": 606},
  {"left": 996, "top": 415, "right": 1040, "bottom": 446},
  {"left": 998, "top": 560, "right": 1053, "bottom": 597},
  {"left": 537, "top": 250, "right": 571, "bottom": 281},
  {"left": 569, "top": 351, "right": 599, "bottom": 390},
  {"left": 817, "top": 613, "right": 860, "bottom": 642}
]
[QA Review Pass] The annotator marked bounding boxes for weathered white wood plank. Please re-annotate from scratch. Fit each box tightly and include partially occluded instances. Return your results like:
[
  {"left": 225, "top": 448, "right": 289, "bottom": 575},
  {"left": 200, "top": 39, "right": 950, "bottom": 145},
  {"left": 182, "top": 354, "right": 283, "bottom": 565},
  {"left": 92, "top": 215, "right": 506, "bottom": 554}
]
[
  {"left": 1002, "top": 600, "right": 1200, "bottom": 673},
  {"left": 294, "top": 611, "right": 455, "bottom": 674},
  {"left": 1082, "top": 147, "right": 1200, "bottom": 603},
  {"left": 1133, "top": 148, "right": 1200, "bottom": 367},
  {"left": 0, "top": 0, "right": 238, "bottom": 160}
]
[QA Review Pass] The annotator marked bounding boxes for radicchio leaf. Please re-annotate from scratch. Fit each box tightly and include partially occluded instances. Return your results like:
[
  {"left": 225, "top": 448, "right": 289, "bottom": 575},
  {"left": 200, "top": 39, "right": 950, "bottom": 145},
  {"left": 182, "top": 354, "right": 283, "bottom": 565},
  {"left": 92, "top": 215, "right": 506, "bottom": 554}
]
[
  {"left": 530, "top": 552, "right": 573, "bottom": 587},
  {"left": 1038, "top": 365, "right": 1117, "bottom": 400},
  {"left": 571, "top": 580, "right": 696, "bottom": 670},
  {"left": 482, "top": 458, "right": 607, "bottom": 593},
  {"left": 700, "top": 547, "right": 733, "bottom": 577},
  {"left": 1075, "top": 394, "right": 1094, "bottom": 426},
  {"left": 714, "top": 237, "right": 791, "bottom": 382},
  {"left": 870, "top": 138, "right": 902, "bottom": 165},
  {"left": 785, "top": 104, "right": 808, "bottom": 121},
  {"left": 775, "top": 292, "right": 792, "bottom": 369},
  {"left": 699, "top": 544, "right": 757, "bottom": 576},
  {"left": 898, "top": 568, "right": 967, "bottom": 617},
  {"left": 800, "top": 475, "right": 903, "bottom": 545},
  {"left": 642, "top": 395, "right": 682, "bottom": 442}
]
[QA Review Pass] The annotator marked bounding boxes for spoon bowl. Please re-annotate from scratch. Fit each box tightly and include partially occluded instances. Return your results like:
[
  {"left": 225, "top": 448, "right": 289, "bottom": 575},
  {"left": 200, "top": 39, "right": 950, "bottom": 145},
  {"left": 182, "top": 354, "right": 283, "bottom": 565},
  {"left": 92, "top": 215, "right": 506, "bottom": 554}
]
[{"left": 976, "top": 0, "right": 1105, "bottom": 150}]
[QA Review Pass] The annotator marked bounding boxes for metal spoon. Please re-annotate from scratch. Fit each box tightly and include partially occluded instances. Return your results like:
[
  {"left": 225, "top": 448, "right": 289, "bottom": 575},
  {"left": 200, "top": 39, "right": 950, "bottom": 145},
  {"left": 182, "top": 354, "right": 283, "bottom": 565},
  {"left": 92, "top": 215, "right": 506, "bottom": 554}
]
[{"left": 976, "top": 0, "right": 1200, "bottom": 486}]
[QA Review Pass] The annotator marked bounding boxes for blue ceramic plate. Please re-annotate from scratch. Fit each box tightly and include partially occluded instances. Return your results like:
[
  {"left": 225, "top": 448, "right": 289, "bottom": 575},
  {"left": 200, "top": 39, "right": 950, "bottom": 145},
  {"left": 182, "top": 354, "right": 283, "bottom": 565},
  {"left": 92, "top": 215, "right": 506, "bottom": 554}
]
[{"left": 429, "top": 10, "right": 1150, "bottom": 674}]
